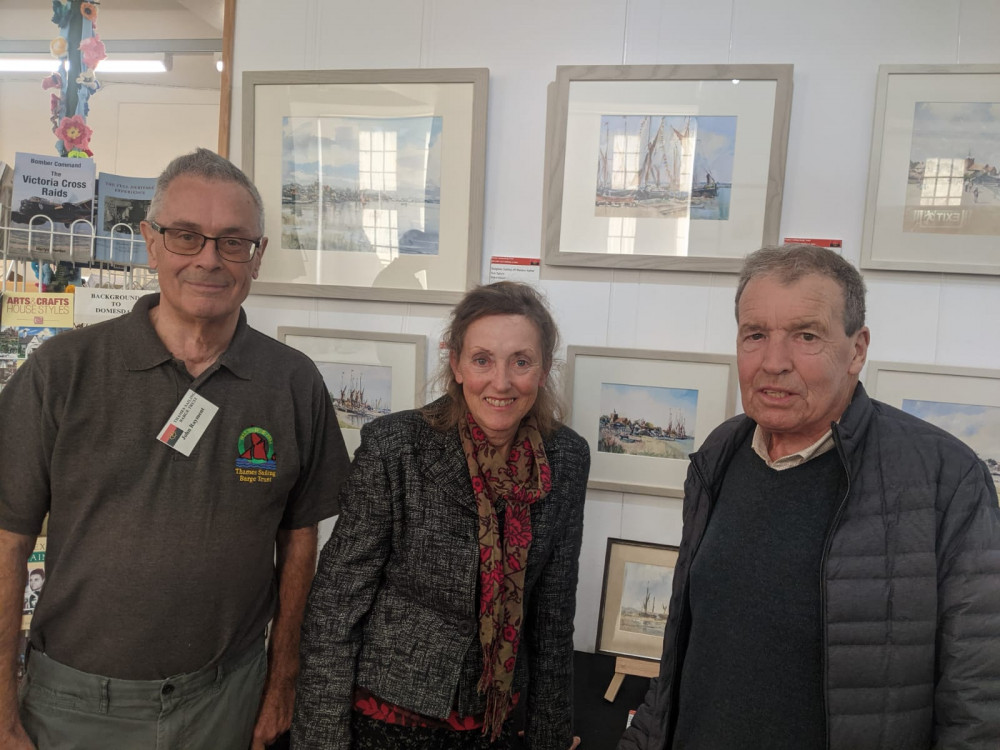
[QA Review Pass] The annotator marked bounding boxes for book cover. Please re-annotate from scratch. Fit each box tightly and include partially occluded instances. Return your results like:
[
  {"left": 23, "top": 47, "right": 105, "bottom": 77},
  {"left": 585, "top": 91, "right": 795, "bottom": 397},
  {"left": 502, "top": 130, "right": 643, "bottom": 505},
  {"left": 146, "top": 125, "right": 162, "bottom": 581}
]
[
  {"left": 74, "top": 287, "right": 153, "bottom": 326},
  {"left": 0, "top": 292, "right": 75, "bottom": 391},
  {"left": 17, "top": 537, "right": 46, "bottom": 683},
  {"left": 8, "top": 152, "right": 96, "bottom": 260},
  {"left": 21, "top": 537, "right": 46, "bottom": 631},
  {"left": 95, "top": 172, "right": 155, "bottom": 265}
]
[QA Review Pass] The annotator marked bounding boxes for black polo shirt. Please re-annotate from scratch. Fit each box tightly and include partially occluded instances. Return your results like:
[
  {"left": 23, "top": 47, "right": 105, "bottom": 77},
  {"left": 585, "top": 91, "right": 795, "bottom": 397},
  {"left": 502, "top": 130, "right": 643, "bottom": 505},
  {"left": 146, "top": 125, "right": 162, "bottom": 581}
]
[{"left": 0, "top": 294, "right": 350, "bottom": 679}]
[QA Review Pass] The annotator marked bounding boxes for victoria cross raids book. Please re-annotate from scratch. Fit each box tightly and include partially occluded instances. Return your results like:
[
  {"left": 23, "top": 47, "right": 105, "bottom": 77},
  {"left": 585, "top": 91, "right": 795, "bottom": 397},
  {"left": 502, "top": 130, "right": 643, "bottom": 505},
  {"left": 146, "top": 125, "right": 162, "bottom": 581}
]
[{"left": 8, "top": 152, "right": 96, "bottom": 260}]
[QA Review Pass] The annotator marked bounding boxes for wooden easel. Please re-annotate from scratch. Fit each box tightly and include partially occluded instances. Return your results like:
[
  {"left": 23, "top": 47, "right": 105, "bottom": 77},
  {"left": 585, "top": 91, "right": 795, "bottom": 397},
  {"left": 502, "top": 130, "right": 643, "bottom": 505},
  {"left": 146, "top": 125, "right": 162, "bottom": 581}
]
[{"left": 604, "top": 656, "right": 660, "bottom": 702}]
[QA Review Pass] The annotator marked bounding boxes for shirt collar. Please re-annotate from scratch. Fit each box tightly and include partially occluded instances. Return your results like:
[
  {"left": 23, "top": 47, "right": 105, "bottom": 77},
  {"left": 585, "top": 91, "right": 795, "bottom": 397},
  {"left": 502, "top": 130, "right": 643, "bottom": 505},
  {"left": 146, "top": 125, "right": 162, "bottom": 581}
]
[
  {"left": 751, "top": 425, "right": 835, "bottom": 471},
  {"left": 118, "top": 293, "right": 252, "bottom": 380}
]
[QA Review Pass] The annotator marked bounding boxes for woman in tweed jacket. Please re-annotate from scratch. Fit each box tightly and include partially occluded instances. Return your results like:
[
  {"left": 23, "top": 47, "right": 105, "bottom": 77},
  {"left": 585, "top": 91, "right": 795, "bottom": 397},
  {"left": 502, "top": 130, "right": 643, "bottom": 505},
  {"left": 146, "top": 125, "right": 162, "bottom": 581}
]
[{"left": 293, "top": 282, "right": 590, "bottom": 749}]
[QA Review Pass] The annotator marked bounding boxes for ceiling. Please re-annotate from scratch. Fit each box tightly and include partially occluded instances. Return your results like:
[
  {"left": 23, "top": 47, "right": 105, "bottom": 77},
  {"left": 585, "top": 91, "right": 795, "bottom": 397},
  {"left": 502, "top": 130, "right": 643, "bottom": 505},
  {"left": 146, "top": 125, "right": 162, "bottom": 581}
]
[{"left": 0, "top": 0, "right": 225, "bottom": 38}]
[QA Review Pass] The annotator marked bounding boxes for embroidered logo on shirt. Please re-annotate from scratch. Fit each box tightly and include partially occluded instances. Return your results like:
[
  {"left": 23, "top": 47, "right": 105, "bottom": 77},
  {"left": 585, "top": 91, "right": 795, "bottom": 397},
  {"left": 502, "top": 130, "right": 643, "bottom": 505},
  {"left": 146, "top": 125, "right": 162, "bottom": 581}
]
[{"left": 234, "top": 426, "right": 276, "bottom": 484}]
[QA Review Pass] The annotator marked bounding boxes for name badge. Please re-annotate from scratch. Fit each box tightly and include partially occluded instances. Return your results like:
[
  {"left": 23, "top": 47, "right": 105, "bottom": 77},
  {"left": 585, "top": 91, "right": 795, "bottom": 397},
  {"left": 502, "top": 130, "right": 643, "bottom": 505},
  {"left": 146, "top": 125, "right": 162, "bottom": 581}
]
[{"left": 157, "top": 389, "right": 219, "bottom": 456}]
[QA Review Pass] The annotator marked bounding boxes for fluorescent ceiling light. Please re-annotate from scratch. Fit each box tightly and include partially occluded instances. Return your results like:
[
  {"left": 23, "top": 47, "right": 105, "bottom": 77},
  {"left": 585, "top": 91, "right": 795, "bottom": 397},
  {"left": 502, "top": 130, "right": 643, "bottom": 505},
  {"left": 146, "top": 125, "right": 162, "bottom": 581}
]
[
  {"left": 0, "top": 53, "right": 169, "bottom": 74},
  {"left": 96, "top": 56, "right": 169, "bottom": 73},
  {"left": 0, "top": 57, "right": 62, "bottom": 73}
]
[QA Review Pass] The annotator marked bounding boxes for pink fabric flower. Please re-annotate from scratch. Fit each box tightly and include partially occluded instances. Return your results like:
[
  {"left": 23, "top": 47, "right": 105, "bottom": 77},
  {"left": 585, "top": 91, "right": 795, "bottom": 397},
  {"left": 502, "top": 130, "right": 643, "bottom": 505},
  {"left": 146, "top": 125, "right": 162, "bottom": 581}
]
[
  {"left": 79, "top": 35, "right": 106, "bottom": 70},
  {"left": 42, "top": 73, "right": 62, "bottom": 91},
  {"left": 54, "top": 115, "right": 93, "bottom": 152}
]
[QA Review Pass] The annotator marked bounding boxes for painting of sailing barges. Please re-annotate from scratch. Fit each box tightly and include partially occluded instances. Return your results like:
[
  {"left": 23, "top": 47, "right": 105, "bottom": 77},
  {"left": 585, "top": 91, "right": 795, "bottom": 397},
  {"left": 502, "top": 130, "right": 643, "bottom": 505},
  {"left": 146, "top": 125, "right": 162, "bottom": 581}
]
[
  {"left": 598, "top": 382, "right": 698, "bottom": 459},
  {"left": 281, "top": 115, "right": 443, "bottom": 257},
  {"left": 316, "top": 362, "right": 393, "bottom": 430},
  {"left": 619, "top": 560, "right": 674, "bottom": 637},
  {"left": 595, "top": 115, "right": 736, "bottom": 220},
  {"left": 903, "top": 102, "right": 1000, "bottom": 236},
  {"left": 901, "top": 398, "right": 1000, "bottom": 493}
]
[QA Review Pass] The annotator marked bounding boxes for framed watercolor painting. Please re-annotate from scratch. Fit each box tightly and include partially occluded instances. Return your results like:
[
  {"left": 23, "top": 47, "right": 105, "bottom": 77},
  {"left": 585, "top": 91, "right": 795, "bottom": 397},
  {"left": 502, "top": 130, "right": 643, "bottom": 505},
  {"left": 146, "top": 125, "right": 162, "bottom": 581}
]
[
  {"left": 596, "top": 538, "right": 679, "bottom": 661},
  {"left": 244, "top": 68, "right": 488, "bottom": 303},
  {"left": 861, "top": 65, "right": 1000, "bottom": 276},
  {"left": 278, "top": 327, "right": 426, "bottom": 456},
  {"left": 565, "top": 346, "right": 738, "bottom": 496},
  {"left": 865, "top": 361, "right": 1000, "bottom": 493},
  {"left": 542, "top": 64, "right": 793, "bottom": 273}
]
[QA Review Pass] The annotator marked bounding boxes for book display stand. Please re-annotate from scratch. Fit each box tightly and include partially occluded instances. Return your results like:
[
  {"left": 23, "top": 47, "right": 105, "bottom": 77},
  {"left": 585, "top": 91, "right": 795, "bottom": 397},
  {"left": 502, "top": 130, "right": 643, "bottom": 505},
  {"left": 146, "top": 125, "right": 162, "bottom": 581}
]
[{"left": 1, "top": 204, "right": 155, "bottom": 292}]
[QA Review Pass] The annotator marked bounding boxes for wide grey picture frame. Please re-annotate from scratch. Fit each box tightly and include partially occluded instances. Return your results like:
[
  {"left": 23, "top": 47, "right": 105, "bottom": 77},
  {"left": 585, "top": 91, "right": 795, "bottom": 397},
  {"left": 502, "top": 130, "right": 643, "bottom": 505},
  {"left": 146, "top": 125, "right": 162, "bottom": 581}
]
[
  {"left": 243, "top": 68, "right": 488, "bottom": 303},
  {"left": 278, "top": 326, "right": 427, "bottom": 457},
  {"left": 860, "top": 64, "right": 1000, "bottom": 276},
  {"left": 865, "top": 360, "right": 1000, "bottom": 494},
  {"left": 542, "top": 64, "right": 793, "bottom": 273},
  {"left": 566, "top": 345, "right": 738, "bottom": 497}
]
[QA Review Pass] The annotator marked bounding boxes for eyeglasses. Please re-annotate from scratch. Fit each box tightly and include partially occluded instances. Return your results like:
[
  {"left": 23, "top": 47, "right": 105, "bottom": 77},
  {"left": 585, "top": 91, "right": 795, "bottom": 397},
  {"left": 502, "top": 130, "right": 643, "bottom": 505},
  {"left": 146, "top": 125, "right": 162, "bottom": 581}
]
[{"left": 149, "top": 221, "right": 261, "bottom": 263}]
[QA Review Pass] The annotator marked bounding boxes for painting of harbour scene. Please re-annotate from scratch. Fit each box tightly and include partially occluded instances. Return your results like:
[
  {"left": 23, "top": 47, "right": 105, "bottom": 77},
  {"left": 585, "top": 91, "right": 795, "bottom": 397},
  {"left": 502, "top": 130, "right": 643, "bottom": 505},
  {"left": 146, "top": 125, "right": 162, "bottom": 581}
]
[
  {"left": 904, "top": 102, "right": 1000, "bottom": 235},
  {"left": 595, "top": 115, "right": 736, "bottom": 221},
  {"left": 281, "top": 115, "right": 443, "bottom": 257},
  {"left": 901, "top": 399, "right": 1000, "bottom": 493},
  {"left": 598, "top": 382, "right": 697, "bottom": 459},
  {"left": 619, "top": 561, "right": 674, "bottom": 637},
  {"left": 317, "top": 362, "right": 392, "bottom": 430}
]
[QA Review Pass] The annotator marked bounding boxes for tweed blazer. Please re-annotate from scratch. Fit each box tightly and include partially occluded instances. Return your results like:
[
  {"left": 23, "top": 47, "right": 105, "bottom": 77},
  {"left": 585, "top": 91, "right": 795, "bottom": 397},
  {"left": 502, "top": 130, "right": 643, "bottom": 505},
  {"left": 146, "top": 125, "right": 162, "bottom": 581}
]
[{"left": 292, "top": 406, "right": 591, "bottom": 749}]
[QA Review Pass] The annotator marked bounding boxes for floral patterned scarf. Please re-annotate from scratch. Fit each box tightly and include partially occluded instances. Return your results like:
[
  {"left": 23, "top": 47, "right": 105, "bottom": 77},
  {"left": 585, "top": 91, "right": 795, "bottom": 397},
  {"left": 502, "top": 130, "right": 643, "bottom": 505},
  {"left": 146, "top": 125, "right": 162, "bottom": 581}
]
[{"left": 459, "top": 411, "right": 552, "bottom": 741}]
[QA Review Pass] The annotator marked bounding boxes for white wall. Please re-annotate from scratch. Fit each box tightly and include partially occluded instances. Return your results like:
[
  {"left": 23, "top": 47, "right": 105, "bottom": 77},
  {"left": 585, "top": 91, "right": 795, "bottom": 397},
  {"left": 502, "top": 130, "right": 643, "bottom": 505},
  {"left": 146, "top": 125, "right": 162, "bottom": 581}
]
[
  {"left": 0, "top": 78, "right": 219, "bottom": 176},
  {"left": 231, "top": 0, "right": 1000, "bottom": 652}
]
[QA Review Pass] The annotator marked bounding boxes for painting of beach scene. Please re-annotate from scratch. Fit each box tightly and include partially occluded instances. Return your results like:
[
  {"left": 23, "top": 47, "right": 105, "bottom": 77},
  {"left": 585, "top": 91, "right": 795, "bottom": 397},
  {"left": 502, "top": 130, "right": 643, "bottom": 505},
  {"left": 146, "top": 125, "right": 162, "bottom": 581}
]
[
  {"left": 598, "top": 382, "right": 697, "bottom": 459},
  {"left": 901, "top": 398, "right": 1000, "bottom": 492},
  {"left": 595, "top": 115, "right": 736, "bottom": 221},
  {"left": 903, "top": 102, "right": 1000, "bottom": 236},
  {"left": 316, "top": 361, "right": 392, "bottom": 430},
  {"left": 281, "top": 115, "right": 443, "bottom": 257},
  {"left": 619, "top": 561, "right": 674, "bottom": 637}
]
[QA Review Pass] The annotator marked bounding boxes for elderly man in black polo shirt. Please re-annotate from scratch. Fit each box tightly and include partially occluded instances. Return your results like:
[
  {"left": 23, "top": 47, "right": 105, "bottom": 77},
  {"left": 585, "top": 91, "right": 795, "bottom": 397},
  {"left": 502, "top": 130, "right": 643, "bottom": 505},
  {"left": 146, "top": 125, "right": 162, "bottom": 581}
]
[
  {"left": 0, "top": 149, "right": 351, "bottom": 750},
  {"left": 619, "top": 245, "right": 1000, "bottom": 750}
]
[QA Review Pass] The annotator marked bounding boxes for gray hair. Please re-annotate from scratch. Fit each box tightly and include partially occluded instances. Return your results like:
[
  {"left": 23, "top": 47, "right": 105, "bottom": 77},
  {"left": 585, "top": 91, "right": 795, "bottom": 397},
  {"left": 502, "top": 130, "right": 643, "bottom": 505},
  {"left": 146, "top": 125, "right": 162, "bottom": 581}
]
[
  {"left": 735, "top": 244, "right": 867, "bottom": 334},
  {"left": 146, "top": 148, "right": 265, "bottom": 235}
]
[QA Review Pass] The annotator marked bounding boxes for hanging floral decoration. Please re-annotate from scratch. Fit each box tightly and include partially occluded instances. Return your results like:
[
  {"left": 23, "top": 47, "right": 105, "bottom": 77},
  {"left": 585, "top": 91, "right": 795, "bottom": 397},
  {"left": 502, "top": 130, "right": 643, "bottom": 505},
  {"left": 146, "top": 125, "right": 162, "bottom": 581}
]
[
  {"left": 79, "top": 35, "right": 106, "bottom": 70},
  {"left": 45, "top": 0, "right": 103, "bottom": 157},
  {"left": 50, "top": 35, "right": 68, "bottom": 58},
  {"left": 54, "top": 114, "right": 93, "bottom": 152},
  {"left": 38, "top": 0, "right": 99, "bottom": 292},
  {"left": 50, "top": 0, "right": 72, "bottom": 26}
]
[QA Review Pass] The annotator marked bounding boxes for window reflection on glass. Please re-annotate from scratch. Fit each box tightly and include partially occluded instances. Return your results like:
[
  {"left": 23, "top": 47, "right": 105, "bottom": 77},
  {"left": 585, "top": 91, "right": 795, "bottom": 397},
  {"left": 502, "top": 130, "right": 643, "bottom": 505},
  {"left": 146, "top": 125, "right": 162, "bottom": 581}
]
[
  {"left": 362, "top": 208, "right": 398, "bottom": 263},
  {"left": 611, "top": 133, "right": 640, "bottom": 190},
  {"left": 359, "top": 130, "right": 398, "bottom": 192},
  {"left": 607, "top": 216, "right": 636, "bottom": 254},
  {"left": 919, "top": 157, "right": 965, "bottom": 207}
]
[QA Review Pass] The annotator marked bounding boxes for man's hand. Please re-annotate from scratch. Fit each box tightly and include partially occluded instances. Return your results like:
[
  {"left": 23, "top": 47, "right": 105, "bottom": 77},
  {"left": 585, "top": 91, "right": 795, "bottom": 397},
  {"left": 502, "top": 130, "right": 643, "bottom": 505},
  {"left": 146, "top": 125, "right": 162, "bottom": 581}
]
[
  {"left": 249, "top": 525, "right": 317, "bottom": 749},
  {"left": 0, "top": 529, "right": 36, "bottom": 750},
  {"left": 0, "top": 721, "right": 35, "bottom": 750},
  {"left": 249, "top": 671, "right": 295, "bottom": 749}
]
